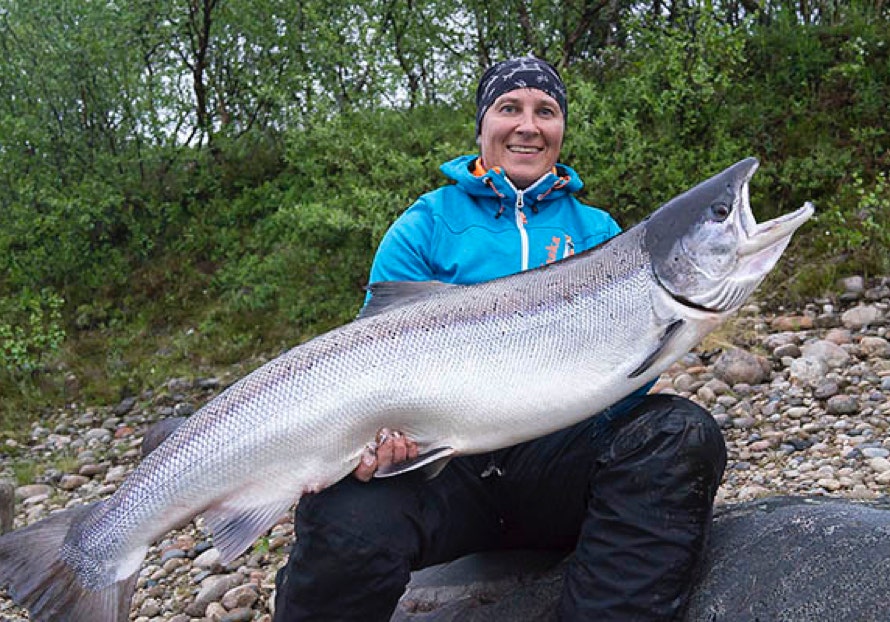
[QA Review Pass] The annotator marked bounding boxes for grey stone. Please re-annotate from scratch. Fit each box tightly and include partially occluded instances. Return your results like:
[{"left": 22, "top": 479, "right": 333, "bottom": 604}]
[
  {"left": 860, "top": 336, "right": 890, "bottom": 358},
  {"left": 221, "top": 584, "right": 259, "bottom": 610},
  {"left": 788, "top": 357, "right": 828, "bottom": 386},
  {"left": 173, "top": 402, "right": 195, "bottom": 417},
  {"left": 800, "top": 340, "right": 851, "bottom": 369},
  {"left": 392, "top": 498, "right": 890, "bottom": 622},
  {"left": 861, "top": 447, "right": 890, "bottom": 459},
  {"left": 58, "top": 475, "right": 89, "bottom": 490},
  {"left": 761, "top": 332, "right": 799, "bottom": 350},
  {"left": 865, "top": 285, "right": 890, "bottom": 301},
  {"left": 813, "top": 381, "right": 839, "bottom": 399},
  {"left": 772, "top": 343, "right": 801, "bottom": 359},
  {"left": 194, "top": 547, "right": 222, "bottom": 569},
  {"left": 825, "top": 395, "right": 859, "bottom": 415},
  {"left": 842, "top": 305, "right": 881, "bottom": 330},
  {"left": 166, "top": 377, "right": 193, "bottom": 393},
  {"left": 84, "top": 427, "right": 112, "bottom": 442},
  {"left": 113, "top": 396, "right": 138, "bottom": 416},
  {"left": 684, "top": 497, "right": 890, "bottom": 621},
  {"left": 198, "top": 377, "right": 222, "bottom": 390},
  {"left": 712, "top": 349, "right": 770, "bottom": 386},
  {"left": 184, "top": 573, "right": 245, "bottom": 617},
  {"left": 839, "top": 276, "right": 865, "bottom": 294},
  {"left": 220, "top": 607, "right": 259, "bottom": 622},
  {"left": 14, "top": 484, "right": 52, "bottom": 501},
  {"left": 672, "top": 373, "right": 697, "bottom": 393}
]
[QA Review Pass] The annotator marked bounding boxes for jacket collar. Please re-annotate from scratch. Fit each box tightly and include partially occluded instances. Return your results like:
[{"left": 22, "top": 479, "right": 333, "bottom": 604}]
[{"left": 440, "top": 155, "right": 583, "bottom": 215}]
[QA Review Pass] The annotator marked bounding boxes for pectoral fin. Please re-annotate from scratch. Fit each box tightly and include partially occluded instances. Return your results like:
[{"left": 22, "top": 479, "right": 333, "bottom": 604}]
[
  {"left": 628, "top": 319, "right": 685, "bottom": 379},
  {"left": 374, "top": 446, "right": 455, "bottom": 480}
]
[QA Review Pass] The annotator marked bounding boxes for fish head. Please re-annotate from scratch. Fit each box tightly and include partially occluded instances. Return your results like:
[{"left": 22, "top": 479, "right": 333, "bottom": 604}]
[{"left": 645, "top": 157, "right": 814, "bottom": 313}]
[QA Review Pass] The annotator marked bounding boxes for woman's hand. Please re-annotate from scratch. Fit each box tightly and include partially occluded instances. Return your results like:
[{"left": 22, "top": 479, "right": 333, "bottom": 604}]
[{"left": 353, "top": 428, "right": 419, "bottom": 482}]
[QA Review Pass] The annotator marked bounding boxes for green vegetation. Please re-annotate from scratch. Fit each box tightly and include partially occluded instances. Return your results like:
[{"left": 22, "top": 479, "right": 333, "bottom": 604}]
[{"left": 0, "top": 2, "right": 888, "bottom": 438}]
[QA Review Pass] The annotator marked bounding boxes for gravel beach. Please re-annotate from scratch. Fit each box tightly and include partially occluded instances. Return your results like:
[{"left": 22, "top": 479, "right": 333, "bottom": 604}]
[{"left": 2, "top": 275, "right": 889, "bottom": 621}]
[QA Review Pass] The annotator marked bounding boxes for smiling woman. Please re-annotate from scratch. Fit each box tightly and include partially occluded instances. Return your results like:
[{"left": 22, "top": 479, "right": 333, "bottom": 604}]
[{"left": 477, "top": 88, "right": 565, "bottom": 189}]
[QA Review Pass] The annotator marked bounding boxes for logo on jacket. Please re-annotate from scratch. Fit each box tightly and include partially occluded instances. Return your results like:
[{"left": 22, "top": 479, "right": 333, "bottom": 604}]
[{"left": 546, "top": 235, "right": 575, "bottom": 264}]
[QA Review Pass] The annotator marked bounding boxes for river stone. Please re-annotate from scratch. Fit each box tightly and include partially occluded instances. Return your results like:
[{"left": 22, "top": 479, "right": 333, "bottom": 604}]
[
  {"left": 113, "top": 396, "right": 138, "bottom": 416},
  {"left": 770, "top": 315, "right": 813, "bottom": 331},
  {"left": 392, "top": 497, "right": 890, "bottom": 622},
  {"left": 14, "top": 484, "right": 52, "bottom": 501},
  {"left": 841, "top": 305, "right": 881, "bottom": 330},
  {"left": 813, "top": 381, "right": 840, "bottom": 400},
  {"left": 824, "top": 328, "right": 852, "bottom": 345},
  {"left": 184, "top": 573, "right": 245, "bottom": 617},
  {"left": 860, "top": 336, "right": 890, "bottom": 358},
  {"left": 221, "top": 584, "right": 259, "bottom": 609},
  {"left": 865, "top": 284, "right": 890, "bottom": 300},
  {"left": 800, "top": 340, "right": 851, "bottom": 368},
  {"left": 772, "top": 343, "right": 801, "bottom": 359},
  {"left": 839, "top": 275, "right": 865, "bottom": 295},
  {"left": 788, "top": 357, "right": 828, "bottom": 386},
  {"left": 712, "top": 349, "right": 770, "bottom": 386},
  {"left": 825, "top": 394, "right": 859, "bottom": 415}
]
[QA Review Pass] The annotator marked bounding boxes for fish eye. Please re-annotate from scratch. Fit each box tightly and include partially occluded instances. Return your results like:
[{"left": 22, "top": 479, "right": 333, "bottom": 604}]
[{"left": 710, "top": 202, "right": 731, "bottom": 222}]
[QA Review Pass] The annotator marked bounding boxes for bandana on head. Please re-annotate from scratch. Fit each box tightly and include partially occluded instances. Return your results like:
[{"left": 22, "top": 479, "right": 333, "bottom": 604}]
[{"left": 475, "top": 57, "right": 567, "bottom": 137}]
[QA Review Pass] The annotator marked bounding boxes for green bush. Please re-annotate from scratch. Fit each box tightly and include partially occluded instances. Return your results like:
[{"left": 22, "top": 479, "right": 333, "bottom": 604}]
[{"left": 0, "top": 288, "right": 66, "bottom": 374}]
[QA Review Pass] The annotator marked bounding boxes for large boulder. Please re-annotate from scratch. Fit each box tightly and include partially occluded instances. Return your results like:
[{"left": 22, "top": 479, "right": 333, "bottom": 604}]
[{"left": 393, "top": 496, "right": 890, "bottom": 621}]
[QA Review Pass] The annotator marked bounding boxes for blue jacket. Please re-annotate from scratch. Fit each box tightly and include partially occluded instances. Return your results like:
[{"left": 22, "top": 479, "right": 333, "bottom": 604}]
[{"left": 368, "top": 155, "right": 622, "bottom": 287}]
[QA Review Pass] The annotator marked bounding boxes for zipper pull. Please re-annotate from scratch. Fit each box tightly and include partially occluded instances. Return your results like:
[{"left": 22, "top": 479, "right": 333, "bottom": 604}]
[{"left": 515, "top": 189, "right": 524, "bottom": 211}]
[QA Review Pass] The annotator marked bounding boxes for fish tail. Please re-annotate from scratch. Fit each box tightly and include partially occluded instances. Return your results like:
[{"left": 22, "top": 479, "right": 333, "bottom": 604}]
[{"left": 0, "top": 502, "right": 139, "bottom": 622}]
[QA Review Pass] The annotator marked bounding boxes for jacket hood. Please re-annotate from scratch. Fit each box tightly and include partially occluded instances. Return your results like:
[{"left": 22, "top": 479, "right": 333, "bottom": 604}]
[{"left": 439, "top": 155, "right": 584, "bottom": 212}]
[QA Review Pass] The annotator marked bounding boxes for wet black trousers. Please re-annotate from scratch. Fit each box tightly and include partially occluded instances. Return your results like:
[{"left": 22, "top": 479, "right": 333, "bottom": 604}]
[{"left": 273, "top": 394, "right": 727, "bottom": 621}]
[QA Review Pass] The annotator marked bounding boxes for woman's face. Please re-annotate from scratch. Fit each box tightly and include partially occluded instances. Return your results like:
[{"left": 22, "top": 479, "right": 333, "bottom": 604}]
[{"left": 478, "top": 88, "right": 564, "bottom": 189}]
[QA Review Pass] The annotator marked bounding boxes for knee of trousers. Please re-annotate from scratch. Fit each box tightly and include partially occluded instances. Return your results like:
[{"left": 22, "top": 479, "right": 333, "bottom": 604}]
[
  {"left": 613, "top": 394, "right": 727, "bottom": 480},
  {"left": 294, "top": 474, "right": 423, "bottom": 563}
]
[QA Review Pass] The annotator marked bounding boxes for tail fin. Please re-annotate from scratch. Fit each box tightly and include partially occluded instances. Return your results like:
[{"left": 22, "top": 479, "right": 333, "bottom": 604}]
[{"left": 0, "top": 502, "right": 139, "bottom": 622}]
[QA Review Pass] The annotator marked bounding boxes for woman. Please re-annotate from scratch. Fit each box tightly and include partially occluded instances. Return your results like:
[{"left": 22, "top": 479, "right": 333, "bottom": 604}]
[{"left": 274, "top": 57, "right": 727, "bottom": 622}]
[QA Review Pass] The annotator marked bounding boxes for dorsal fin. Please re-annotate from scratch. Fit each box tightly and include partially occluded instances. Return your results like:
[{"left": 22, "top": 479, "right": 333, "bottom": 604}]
[{"left": 359, "top": 280, "right": 458, "bottom": 319}]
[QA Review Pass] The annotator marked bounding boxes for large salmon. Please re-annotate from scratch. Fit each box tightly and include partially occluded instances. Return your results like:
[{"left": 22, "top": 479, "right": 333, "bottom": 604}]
[{"left": 0, "top": 157, "right": 813, "bottom": 621}]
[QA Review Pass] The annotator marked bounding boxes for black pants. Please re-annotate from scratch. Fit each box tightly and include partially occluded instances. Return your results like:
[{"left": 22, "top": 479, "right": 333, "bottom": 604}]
[{"left": 273, "top": 394, "right": 727, "bottom": 621}]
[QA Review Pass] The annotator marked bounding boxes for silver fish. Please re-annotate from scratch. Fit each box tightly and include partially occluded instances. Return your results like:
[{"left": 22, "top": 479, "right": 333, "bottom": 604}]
[{"left": 0, "top": 157, "right": 813, "bottom": 621}]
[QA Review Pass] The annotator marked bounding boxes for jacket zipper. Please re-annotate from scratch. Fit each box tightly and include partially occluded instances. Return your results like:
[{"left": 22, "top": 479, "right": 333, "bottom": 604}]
[{"left": 514, "top": 189, "right": 529, "bottom": 271}]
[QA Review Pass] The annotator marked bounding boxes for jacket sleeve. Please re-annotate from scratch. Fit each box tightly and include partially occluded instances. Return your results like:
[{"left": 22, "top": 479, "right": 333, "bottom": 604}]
[{"left": 365, "top": 201, "right": 436, "bottom": 300}]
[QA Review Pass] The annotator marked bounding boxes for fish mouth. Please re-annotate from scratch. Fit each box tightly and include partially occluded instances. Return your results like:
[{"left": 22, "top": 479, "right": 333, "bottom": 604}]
[
  {"left": 737, "top": 160, "right": 815, "bottom": 258},
  {"left": 737, "top": 162, "right": 815, "bottom": 258},
  {"left": 739, "top": 202, "right": 815, "bottom": 256},
  {"left": 677, "top": 163, "right": 815, "bottom": 313}
]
